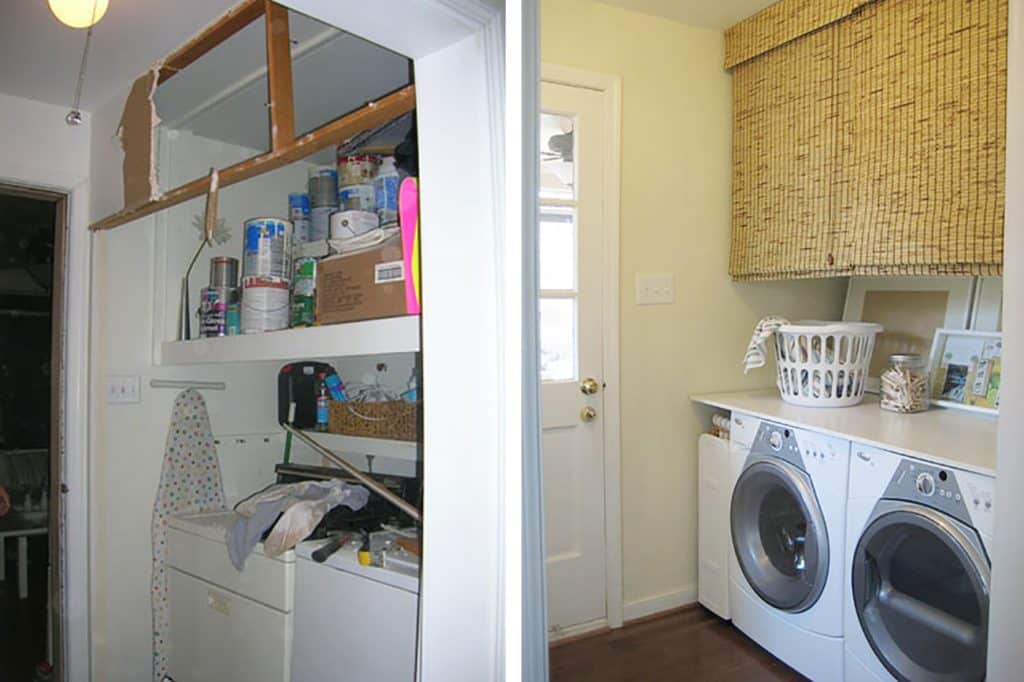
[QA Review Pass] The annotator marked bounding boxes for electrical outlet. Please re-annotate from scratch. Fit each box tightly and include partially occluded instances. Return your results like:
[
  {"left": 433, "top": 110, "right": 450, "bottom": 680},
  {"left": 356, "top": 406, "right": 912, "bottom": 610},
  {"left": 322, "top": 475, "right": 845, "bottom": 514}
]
[
  {"left": 635, "top": 273, "right": 675, "bottom": 305},
  {"left": 105, "top": 375, "right": 141, "bottom": 404}
]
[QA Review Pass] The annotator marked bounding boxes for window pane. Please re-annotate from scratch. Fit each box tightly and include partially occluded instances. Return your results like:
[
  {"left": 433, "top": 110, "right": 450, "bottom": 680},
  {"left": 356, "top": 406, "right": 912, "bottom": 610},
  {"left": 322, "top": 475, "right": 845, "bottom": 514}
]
[
  {"left": 540, "top": 207, "right": 576, "bottom": 291},
  {"left": 540, "top": 298, "right": 576, "bottom": 382},
  {"left": 540, "top": 112, "right": 575, "bottom": 200}
]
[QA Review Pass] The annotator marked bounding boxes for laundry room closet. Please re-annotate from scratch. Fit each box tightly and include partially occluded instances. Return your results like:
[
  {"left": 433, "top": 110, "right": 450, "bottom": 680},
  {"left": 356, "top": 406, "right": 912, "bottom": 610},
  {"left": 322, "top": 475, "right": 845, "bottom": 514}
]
[{"left": 82, "top": 2, "right": 504, "bottom": 680}]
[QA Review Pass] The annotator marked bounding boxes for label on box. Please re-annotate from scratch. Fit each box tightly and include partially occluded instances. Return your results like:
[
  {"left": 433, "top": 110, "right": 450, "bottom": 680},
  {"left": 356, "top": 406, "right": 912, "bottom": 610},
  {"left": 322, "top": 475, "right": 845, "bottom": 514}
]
[{"left": 375, "top": 260, "right": 405, "bottom": 284}]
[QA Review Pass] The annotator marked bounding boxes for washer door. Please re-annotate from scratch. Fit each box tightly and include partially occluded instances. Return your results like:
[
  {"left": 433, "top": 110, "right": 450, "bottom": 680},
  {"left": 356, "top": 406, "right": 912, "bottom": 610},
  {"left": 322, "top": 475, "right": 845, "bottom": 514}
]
[
  {"left": 730, "top": 458, "right": 829, "bottom": 612},
  {"left": 851, "top": 502, "right": 990, "bottom": 682}
]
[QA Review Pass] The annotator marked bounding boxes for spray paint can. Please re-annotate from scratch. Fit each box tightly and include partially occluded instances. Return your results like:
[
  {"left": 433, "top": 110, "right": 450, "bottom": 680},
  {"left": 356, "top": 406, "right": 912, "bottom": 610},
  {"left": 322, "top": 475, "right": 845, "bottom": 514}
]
[
  {"left": 291, "top": 257, "right": 317, "bottom": 328},
  {"left": 199, "top": 257, "right": 240, "bottom": 338},
  {"left": 374, "top": 156, "right": 400, "bottom": 226},
  {"left": 339, "top": 184, "right": 376, "bottom": 212},
  {"left": 243, "top": 218, "right": 292, "bottom": 280},
  {"left": 241, "top": 276, "right": 290, "bottom": 333}
]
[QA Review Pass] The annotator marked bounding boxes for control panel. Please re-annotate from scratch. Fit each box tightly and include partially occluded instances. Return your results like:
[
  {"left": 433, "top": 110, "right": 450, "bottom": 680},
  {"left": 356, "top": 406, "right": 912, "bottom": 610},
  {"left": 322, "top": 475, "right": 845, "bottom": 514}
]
[
  {"left": 750, "top": 420, "right": 847, "bottom": 472},
  {"left": 883, "top": 458, "right": 994, "bottom": 531}
]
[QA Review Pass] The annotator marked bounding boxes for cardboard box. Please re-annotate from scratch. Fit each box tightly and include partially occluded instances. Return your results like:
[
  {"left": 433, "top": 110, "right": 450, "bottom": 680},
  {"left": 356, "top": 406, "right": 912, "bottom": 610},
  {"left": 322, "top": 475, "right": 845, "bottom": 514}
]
[{"left": 315, "top": 236, "right": 411, "bottom": 324}]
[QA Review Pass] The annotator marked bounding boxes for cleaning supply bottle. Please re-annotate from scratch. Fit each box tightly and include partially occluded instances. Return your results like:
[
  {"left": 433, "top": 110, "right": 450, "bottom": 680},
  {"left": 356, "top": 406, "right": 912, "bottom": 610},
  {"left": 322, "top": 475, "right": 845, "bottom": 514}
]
[{"left": 315, "top": 373, "right": 330, "bottom": 432}]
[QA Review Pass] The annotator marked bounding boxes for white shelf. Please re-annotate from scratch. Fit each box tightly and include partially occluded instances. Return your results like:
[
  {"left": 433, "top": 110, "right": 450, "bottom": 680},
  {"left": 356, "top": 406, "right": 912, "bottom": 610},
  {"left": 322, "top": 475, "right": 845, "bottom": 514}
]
[
  {"left": 303, "top": 431, "right": 421, "bottom": 463},
  {"left": 160, "top": 316, "right": 421, "bottom": 365}
]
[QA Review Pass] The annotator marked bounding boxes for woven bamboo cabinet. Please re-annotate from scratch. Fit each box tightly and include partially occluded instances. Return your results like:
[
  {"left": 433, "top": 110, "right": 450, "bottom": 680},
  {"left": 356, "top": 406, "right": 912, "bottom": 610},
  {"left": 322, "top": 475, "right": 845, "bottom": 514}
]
[
  {"left": 726, "top": 0, "right": 1007, "bottom": 281},
  {"left": 328, "top": 401, "right": 421, "bottom": 442}
]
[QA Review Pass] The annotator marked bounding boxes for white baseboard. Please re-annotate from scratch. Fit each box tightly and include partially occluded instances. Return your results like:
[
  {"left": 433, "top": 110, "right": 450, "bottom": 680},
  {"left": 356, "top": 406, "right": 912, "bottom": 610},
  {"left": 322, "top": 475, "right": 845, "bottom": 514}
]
[
  {"left": 623, "top": 585, "right": 698, "bottom": 623},
  {"left": 548, "top": 617, "right": 608, "bottom": 643}
]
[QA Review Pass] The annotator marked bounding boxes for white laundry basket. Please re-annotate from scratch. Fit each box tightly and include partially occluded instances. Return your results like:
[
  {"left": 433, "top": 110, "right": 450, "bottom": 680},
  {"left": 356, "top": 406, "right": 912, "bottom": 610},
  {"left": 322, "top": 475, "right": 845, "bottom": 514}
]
[{"left": 773, "top": 322, "right": 883, "bottom": 407}]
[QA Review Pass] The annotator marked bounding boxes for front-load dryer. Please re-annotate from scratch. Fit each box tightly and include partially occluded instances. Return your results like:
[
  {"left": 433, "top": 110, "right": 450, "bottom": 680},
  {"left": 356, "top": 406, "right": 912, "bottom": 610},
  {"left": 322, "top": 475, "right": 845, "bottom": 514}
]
[
  {"left": 729, "top": 419, "right": 851, "bottom": 681},
  {"left": 844, "top": 445, "right": 994, "bottom": 682}
]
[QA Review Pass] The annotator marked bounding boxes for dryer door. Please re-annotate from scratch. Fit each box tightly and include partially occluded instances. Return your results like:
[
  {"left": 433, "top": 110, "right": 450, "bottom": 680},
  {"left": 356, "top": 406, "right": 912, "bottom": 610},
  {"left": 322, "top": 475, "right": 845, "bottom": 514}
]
[
  {"left": 851, "top": 501, "right": 990, "bottom": 682},
  {"left": 730, "top": 457, "right": 829, "bottom": 613}
]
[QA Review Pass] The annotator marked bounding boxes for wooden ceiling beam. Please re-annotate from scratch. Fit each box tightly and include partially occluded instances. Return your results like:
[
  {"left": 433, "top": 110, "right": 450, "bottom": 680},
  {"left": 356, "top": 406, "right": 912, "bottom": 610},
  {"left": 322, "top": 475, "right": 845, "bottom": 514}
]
[
  {"left": 264, "top": 0, "right": 296, "bottom": 150},
  {"left": 90, "top": 85, "right": 417, "bottom": 231},
  {"left": 156, "top": 0, "right": 265, "bottom": 85}
]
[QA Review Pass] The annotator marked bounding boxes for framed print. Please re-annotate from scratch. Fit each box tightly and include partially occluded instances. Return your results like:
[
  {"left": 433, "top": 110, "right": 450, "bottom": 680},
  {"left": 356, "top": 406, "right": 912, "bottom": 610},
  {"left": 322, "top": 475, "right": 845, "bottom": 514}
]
[{"left": 927, "top": 329, "right": 1001, "bottom": 415}]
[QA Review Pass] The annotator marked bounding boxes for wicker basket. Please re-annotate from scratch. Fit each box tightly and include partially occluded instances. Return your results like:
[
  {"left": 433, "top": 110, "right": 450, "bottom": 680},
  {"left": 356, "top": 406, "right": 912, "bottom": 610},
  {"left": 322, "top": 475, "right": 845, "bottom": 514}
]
[
  {"left": 774, "top": 322, "right": 882, "bottom": 407},
  {"left": 327, "top": 401, "right": 420, "bottom": 441}
]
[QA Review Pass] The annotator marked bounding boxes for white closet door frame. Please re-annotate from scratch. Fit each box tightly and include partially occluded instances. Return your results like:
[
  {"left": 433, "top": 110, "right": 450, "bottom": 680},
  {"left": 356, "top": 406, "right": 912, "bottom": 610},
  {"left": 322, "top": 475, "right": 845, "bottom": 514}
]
[
  {"left": 540, "top": 63, "right": 623, "bottom": 630},
  {"left": 281, "top": 1, "right": 511, "bottom": 680}
]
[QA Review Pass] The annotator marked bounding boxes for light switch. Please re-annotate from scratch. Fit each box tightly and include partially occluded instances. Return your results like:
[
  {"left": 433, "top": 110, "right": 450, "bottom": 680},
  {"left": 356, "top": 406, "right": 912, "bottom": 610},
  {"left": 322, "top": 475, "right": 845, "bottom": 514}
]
[
  {"left": 105, "top": 375, "right": 141, "bottom": 404},
  {"left": 635, "top": 273, "right": 675, "bottom": 305}
]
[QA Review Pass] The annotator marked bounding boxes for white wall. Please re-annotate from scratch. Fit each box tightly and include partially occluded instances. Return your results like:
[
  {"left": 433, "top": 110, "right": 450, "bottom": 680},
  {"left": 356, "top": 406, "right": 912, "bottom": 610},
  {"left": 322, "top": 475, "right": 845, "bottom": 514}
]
[
  {"left": 87, "top": 102, "right": 416, "bottom": 679},
  {"left": 987, "top": 0, "right": 1023, "bottom": 678},
  {"left": 0, "top": 91, "right": 93, "bottom": 678},
  {"left": 541, "top": 0, "right": 849, "bottom": 617}
]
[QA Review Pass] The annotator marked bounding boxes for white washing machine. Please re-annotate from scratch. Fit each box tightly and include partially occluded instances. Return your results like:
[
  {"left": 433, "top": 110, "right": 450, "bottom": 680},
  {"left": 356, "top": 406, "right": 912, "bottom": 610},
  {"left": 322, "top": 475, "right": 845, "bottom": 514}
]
[
  {"left": 729, "top": 415, "right": 850, "bottom": 681},
  {"left": 844, "top": 445, "right": 994, "bottom": 682}
]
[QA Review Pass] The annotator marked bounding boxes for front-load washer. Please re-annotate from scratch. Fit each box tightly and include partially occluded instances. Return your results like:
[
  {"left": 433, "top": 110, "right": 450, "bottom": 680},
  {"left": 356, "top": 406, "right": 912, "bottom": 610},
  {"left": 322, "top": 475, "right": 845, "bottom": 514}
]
[
  {"left": 729, "top": 418, "right": 851, "bottom": 681},
  {"left": 844, "top": 445, "right": 994, "bottom": 682}
]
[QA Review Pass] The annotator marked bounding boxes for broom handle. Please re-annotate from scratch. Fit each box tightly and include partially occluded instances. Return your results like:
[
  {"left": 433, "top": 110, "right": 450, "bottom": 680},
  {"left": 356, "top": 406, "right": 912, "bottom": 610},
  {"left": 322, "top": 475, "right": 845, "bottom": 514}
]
[{"left": 282, "top": 423, "right": 421, "bottom": 522}]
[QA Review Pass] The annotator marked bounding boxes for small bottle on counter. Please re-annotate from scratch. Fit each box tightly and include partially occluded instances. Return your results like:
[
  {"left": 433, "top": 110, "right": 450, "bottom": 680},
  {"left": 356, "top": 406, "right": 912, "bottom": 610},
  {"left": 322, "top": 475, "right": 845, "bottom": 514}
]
[
  {"left": 880, "top": 353, "right": 930, "bottom": 413},
  {"left": 315, "top": 373, "right": 330, "bottom": 432}
]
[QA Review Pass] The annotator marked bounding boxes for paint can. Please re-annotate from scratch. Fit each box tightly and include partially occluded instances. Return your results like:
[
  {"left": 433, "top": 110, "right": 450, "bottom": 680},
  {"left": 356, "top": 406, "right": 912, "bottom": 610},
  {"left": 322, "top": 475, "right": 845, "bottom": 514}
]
[
  {"left": 293, "top": 218, "right": 311, "bottom": 245},
  {"left": 374, "top": 156, "right": 400, "bottom": 226},
  {"left": 208, "top": 256, "right": 239, "bottom": 288},
  {"left": 292, "top": 255, "right": 317, "bottom": 328},
  {"left": 243, "top": 217, "right": 292, "bottom": 280},
  {"left": 337, "top": 152, "right": 380, "bottom": 186},
  {"left": 199, "top": 286, "right": 240, "bottom": 338},
  {"left": 288, "top": 192, "right": 311, "bottom": 220},
  {"left": 308, "top": 167, "right": 339, "bottom": 207},
  {"left": 241, "top": 276, "right": 290, "bottom": 333},
  {"left": 309, "top": 206, "right": 334, "bottom": 242},
  {"left": 329, "top": 210, "right": 380, "bottom": 240},
  {"left": 339, "top": 183, "right": 376, "bottom": 212}
]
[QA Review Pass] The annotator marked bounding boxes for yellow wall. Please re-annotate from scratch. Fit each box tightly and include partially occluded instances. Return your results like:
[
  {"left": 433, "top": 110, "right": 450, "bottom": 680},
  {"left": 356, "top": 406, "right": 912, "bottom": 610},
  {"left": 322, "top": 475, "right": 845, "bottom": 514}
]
[{"left": 541, "top": 0, "right": 849, "bottom": 613}]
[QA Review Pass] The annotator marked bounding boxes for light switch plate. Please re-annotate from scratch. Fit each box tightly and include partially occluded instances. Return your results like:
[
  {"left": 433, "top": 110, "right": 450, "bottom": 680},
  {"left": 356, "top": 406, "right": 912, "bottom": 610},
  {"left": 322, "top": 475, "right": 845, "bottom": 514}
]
[
  {"left": 635, "top": 273, "right": 675, "bottom": 305},
  {"left": 105, "top": 375, "right": 141, "bottom": 404}
]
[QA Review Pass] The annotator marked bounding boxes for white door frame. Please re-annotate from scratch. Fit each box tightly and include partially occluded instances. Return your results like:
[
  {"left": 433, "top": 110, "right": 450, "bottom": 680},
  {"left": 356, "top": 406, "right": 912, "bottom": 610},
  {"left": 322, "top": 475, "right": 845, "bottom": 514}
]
[{"left": 541, "top": 64, "right": 624, "bottom": 630}]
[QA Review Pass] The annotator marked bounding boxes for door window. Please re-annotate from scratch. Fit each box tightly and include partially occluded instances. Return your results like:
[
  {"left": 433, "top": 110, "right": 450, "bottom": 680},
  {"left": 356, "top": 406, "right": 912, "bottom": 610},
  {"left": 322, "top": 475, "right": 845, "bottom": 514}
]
[{"left": 539, "top": 113, "right": 579, "bottom": 383}]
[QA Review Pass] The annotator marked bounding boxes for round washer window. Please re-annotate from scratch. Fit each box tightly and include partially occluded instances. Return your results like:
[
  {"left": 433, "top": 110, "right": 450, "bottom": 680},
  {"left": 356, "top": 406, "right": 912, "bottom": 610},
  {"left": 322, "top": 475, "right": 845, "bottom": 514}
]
[{"left": 731, "top": 459, "right": 829, "bottom": 613}]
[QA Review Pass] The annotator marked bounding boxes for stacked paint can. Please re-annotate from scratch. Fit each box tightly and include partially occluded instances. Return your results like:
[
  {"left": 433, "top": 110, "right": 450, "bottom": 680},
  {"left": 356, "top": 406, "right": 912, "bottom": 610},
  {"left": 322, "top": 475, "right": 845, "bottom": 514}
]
[
  {"left": 291, "top": 256, "right": 317, "bottom": 327},
  {"left": 199, "top": 257, "right": 240, "bottom": 337},
  {"left": 289, "top": 192, "right": 311, "bottom": 245},
  {"left": 337, "top": 153, "right": 379, "bottom": 218},
  {"left": 308, "top": 167, "right": 338, "bottom": 242},
  {"left": 374, "top": 155, "right": 400, "bottom": 226},
  {"left": 242, "top": 217, "right": 292, "bottom": 334}
]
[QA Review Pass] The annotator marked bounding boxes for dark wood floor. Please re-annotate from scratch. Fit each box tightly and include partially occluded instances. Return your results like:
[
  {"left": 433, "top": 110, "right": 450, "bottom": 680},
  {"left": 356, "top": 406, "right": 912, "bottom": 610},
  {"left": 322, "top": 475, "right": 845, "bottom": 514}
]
[{"left": 550, "top": 606, "right": 807, "bottom": 682}]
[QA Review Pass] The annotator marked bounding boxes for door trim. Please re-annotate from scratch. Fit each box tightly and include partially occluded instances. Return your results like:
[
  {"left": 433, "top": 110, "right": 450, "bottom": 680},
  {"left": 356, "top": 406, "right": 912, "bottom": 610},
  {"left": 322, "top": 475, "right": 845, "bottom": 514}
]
[{"left": 541, "top": 64, "right": 623, "bottom": 629}]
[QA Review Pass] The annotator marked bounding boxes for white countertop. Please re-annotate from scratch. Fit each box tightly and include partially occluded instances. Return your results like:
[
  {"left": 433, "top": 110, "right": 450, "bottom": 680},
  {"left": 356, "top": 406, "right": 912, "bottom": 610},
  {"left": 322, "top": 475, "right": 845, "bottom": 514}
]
[
  {"left": 295, "top": 538, "right": 420, "bottom": 594},
  {"left": 692, "top": 389, "right": 998, "bottom": 475}
]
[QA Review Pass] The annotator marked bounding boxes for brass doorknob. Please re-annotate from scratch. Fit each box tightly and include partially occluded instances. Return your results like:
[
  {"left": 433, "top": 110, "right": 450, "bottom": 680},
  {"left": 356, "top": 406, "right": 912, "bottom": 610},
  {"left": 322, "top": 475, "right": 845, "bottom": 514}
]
[
  {"left": 580, "top": 406, "right": 597, "bottom": 422},
  {"left": 580, "top": 378, "right": 600, "bottom": 395}
]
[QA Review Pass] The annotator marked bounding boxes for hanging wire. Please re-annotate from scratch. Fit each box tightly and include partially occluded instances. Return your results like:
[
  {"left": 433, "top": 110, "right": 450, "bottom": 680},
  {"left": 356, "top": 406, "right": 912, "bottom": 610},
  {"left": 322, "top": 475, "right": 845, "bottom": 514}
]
[{"left": 65, "top": 0, "right": 102, "bottom": 126}]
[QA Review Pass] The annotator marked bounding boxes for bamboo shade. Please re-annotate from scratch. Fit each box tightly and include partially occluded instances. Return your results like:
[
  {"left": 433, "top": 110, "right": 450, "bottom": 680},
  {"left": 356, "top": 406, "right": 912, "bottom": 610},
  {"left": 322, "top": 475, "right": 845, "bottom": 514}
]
[
  {"left": 724, "top": 0, "right": 871, "bottom": 69},
  {"left": 831, "top": 0, "right": 1006, "bottom": 276},
  {"left": 729, "top": 0, "right": 1007, "bottom": 280},
  {"left": 730, "top": 29, "right": 839, "bottom": 280}
]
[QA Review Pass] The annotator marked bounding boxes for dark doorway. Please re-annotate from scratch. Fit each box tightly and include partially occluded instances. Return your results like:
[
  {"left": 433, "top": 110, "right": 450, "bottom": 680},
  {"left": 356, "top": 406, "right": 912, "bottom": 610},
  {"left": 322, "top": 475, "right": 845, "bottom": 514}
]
[{"left": 0, "top": 186, "right": 64, "bottom": 682}]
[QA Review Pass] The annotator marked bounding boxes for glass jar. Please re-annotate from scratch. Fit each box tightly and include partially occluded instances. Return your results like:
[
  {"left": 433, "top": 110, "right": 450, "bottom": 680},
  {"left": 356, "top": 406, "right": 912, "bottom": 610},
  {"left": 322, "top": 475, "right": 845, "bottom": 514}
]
[{"left": 879, "top": 353, "right": 930, "bottom": 413}]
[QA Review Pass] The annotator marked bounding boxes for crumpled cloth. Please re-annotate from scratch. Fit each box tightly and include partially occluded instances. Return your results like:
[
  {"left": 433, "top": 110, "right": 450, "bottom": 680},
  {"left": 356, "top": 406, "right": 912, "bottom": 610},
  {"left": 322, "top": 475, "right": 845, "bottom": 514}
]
[
  {"left": 152, "top": 389, "right": 227, "bottom": 682},
  {"left": 744, "top": 316, "right": 791, "bottom": 374},
  {"left": 227, "top": 479, "right": 370, "bottom": 570}
]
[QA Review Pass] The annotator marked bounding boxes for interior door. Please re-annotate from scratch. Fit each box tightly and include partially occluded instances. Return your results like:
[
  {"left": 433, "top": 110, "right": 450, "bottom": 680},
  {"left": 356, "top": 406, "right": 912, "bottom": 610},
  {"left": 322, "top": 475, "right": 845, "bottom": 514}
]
[{"left": 540, "top": 80, "right": 608, "bottom": 634}]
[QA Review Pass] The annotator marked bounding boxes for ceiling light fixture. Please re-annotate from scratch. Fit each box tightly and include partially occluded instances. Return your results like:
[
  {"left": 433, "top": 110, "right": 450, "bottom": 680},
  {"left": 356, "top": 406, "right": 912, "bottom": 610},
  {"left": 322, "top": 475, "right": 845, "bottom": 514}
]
[{"left": 48, "top": 0, "right": 108, "bottom": 29}]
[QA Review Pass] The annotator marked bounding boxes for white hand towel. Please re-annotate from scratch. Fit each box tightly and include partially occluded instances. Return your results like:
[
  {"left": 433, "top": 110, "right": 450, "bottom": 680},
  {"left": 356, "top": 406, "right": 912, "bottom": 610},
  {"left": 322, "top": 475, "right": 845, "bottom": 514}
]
[{"left": 743, "top": 316, "right": 790, "bottom": 374}]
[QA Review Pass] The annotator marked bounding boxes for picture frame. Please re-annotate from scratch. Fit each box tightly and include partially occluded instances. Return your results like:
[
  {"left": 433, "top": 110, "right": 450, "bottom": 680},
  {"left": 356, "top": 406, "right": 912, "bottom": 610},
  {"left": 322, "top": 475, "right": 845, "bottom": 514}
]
[
  {"left": 927, "top": 329, "right": 1002, "bottom": 415},
  {"left": 843, "top": 277, "right": 975, "bottom": 392}
]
